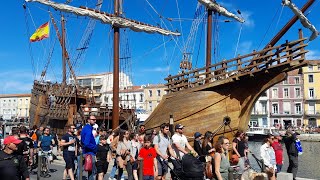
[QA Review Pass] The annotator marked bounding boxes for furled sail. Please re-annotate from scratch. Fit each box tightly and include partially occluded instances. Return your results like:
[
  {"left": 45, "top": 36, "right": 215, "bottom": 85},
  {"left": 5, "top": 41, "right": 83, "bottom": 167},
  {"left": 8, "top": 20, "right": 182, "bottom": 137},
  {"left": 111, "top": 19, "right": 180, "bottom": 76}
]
[
  {"left": 25, "top": 0, "right": 180, "bottom": 36},
  {"left": 198, "top": 0, "right": 245, "bottom": 23},
  {"left": 282, "top": 0, "right": 318, "bottom": 41}
]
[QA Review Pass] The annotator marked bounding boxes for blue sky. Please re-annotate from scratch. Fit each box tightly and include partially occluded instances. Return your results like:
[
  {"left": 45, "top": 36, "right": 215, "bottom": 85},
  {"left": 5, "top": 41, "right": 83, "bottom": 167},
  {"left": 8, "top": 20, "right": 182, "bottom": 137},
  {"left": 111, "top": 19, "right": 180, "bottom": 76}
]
[{"left": 0, "top": 0, "right": 319, "bottom": 94}]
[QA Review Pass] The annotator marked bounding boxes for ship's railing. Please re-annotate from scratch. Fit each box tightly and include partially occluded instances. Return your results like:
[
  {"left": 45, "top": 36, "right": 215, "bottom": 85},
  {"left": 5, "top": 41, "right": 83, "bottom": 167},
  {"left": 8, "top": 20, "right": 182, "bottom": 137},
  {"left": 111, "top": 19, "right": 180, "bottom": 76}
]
[{"left": 165, "top": 37, "right": 308, "bottom": 93}]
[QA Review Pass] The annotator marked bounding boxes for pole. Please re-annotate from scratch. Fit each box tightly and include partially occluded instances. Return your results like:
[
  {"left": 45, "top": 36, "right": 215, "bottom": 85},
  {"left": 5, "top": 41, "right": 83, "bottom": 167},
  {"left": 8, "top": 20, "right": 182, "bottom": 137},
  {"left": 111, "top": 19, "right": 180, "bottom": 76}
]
[
  {"left": 112, "top": 0, "right": 120, "bottom": 129},
  {"left": 205, "top": 9, "right": 212, "bottom": 84},
  {"left": 138, "top": 159, "right": 144, "bottom": 180},
  {"left": 37, "top": 151, "right": 42, "bottom": 180},
  {"left": 169, "top": 114, "right": 174, "bottom": 137},
  {"left": 61, "top": 15, "right": 67, "bottom": 85}
]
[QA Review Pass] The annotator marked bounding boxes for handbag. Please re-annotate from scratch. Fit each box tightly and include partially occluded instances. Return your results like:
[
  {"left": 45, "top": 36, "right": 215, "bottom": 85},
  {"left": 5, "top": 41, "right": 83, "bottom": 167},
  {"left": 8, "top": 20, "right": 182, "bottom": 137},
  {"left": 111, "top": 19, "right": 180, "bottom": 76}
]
[{"left": 84, "top": 154, "right": 93, "bottom": 171}]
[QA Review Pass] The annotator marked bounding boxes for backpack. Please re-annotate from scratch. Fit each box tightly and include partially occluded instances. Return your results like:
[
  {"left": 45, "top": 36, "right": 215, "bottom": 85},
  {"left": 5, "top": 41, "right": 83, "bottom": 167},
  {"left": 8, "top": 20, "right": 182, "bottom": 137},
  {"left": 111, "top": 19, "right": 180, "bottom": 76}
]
[{"left": 31, "top": 132, "right": 37, "bottom": 141}]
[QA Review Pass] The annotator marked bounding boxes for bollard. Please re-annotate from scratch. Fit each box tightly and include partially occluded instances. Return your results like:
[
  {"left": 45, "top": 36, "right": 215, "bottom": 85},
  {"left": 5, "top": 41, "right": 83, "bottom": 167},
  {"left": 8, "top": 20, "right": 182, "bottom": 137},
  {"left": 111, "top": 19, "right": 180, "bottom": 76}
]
[
  {"left": 138, "top": 158, "right": 144, "bottom": 180},
  {"left": 79, "top": 153, "right": 83, "bottom": 180},
  {"left": 37, "top": 151, "right": 42, "bottom": 180}
]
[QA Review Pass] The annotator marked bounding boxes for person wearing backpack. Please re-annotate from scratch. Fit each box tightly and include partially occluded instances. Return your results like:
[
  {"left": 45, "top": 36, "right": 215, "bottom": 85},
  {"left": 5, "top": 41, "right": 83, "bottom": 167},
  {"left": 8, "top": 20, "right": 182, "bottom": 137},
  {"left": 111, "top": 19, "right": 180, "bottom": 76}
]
[
  {"left": 17, "top": 126, "right": 34, "bottom": 167},
  {"left": 153, "top": 123, "right": 177, "bottom": 180},
  {"left": 38, "top": 127, "right": 55, "bottom": 153}
]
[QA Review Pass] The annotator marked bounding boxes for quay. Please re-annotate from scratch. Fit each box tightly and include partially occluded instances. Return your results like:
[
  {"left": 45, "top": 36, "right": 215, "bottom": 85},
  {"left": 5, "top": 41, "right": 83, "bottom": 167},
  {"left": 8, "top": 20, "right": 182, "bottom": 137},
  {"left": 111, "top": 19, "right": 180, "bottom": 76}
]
[{"left": 298, "top": 133, "right": 320, "bottom": 142}]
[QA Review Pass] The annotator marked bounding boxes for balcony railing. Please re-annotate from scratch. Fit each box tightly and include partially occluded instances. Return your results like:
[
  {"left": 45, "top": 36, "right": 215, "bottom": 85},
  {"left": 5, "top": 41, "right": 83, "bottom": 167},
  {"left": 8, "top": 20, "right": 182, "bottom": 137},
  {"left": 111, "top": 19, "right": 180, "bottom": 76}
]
[
  {"left": 305, "top": 96, "right": 320, "bottom": 100},
  {"left": 251, "top": 111, "right": 268, "bottom": 115},
  {"left": 305, "top": 110, "right": 320, "bottom": 116},
  {"left": 270, "top": 112, "right": 303, "bottom": 116}
]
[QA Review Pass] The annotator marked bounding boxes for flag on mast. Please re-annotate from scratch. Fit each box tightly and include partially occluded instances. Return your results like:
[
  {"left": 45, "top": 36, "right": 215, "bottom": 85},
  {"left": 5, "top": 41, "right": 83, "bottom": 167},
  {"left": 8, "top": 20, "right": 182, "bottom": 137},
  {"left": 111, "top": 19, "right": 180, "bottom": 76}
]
[{"left": 30, "top": 22, "right": 50, "bottom": 42}]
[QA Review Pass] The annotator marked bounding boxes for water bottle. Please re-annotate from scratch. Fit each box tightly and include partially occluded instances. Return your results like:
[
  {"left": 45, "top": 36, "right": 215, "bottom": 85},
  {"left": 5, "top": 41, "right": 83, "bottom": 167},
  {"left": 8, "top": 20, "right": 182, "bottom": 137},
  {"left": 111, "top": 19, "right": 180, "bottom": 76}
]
[{"left": 295, "top": 139, "right": 303, "bottom": 155}]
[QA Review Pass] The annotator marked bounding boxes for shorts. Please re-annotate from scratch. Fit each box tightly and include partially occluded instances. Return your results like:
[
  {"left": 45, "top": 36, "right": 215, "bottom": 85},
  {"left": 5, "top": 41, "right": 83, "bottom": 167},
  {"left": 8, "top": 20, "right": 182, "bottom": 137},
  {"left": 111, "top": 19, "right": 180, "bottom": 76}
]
[
  {"left": 132, "top": 161, "right": 139, "bottom": 170},
  {"left": 156, "top": 158, "right": 168, "bottom": 176},
  {"left": 96, "top": 161, "right": 109, "bottom": 174},
  {"left": 63, "top": 152, "right": 76, "bottom": 170}
]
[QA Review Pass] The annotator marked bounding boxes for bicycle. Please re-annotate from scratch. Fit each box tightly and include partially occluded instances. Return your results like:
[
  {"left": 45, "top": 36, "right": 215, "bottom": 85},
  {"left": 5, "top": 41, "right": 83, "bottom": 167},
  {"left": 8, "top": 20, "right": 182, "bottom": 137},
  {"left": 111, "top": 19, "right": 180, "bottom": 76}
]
[{"left": 39, "top": 150, "right": 53, "bottom": 178}]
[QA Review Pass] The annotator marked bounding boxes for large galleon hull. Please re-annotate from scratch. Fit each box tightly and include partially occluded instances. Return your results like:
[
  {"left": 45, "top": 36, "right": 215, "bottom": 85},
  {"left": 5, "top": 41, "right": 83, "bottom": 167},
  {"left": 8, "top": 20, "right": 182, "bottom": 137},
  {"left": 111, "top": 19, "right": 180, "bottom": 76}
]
[{"left": 144, "top": 36, "right": 308, "bottom": 141}]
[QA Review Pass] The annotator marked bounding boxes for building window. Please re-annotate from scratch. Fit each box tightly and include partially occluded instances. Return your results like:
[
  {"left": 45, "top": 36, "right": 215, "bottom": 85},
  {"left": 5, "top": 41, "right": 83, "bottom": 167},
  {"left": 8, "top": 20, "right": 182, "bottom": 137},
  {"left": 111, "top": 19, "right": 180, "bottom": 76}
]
[
  {"left": 273, "top": 119, "right": 279, "bottom": 124},
  {"left": 272, "top": 104, "right": 279, "bottom": 114},
  {"left": 140, "top": 94, "right": 143, "bottom": 102},
  {"left": 283, "top": 79, "right": 288, "bottom": 84},
  {"left": 148, "top": 101, "right": 152, "bottom": 111},
  {"left": 133, "top": 94, "right": 136, "bottom": 101},
  {"left": 294, "top": 77, "right": 300, "bottom": 84},
  {"left": 308, "top": 74, "right": 314, "bottom": 83},
  {"left": 283, "top": 101, "right": 290, "bottom": 114},
  {"left": 284, "top": 88, "right": 289, "bottom": 98},
  {"left": 149, "top": 90, "right": 152, "bottom": 97},
  {"left": 262, "top": 117, "right": 268, "bottom": 126},
  {"left": 272, "top": 88, "right": 278, "bottom": 98},
  {"left": 295, "top": 88, "right": 301, "bottom": 98},
  {"left": 295, "top": 103, "right": 301, "bottom": 114},
  {"left": 157, "top": 90, "right": 161, "bottom": 96},
  {"left": 309, "top": 88, "right": 314, "bottom": 98},
  {"left": 308, "top": 65, "right": 313, "bottom": 71},
  {"left": 318, "top": 65, "right": 320, "bottom": 71},
  {"left": 126, "top": 95, "right": 129, "bottom": 100}
]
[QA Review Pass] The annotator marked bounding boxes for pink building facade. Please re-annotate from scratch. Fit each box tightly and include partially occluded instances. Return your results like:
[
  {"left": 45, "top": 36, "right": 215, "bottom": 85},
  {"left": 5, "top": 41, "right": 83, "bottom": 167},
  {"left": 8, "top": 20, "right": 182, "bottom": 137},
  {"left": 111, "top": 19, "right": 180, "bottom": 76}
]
[{"left": 268, "top": 69, "right": 304, "bottom": 129}]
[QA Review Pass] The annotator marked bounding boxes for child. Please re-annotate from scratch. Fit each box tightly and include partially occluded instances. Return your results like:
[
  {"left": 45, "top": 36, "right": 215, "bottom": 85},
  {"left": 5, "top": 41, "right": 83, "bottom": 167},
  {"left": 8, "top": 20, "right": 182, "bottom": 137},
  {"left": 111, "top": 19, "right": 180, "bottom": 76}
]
[
  {"left": 138, "top": 135, "right": 158, "bottom": 180},
  {"left": 96, "top": 135, "right": 111, "bottom": 180}
]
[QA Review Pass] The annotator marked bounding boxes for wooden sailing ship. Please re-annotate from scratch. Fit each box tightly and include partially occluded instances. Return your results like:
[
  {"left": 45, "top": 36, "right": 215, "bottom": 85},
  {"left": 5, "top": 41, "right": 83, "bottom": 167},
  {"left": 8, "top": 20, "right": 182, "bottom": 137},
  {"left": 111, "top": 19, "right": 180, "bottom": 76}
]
[
  {"left": 144, "top": 0, "right": 318, "bottom": 141},
  {"left": 26, "top": 0, "right": 180, "bottom": 134}
]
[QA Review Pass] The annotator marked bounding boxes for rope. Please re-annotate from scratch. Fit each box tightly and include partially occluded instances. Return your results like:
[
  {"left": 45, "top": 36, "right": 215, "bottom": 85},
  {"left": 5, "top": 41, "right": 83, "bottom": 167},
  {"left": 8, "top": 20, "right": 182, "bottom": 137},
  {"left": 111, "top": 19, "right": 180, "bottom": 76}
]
[
  {"left": 23, "top": 3, "right": 36, "bottom": 79},
  {"left": 175, "top": 0, "right": 185, "bottom": 47},
  {"left": 272, "top": 4, "right": 285, "bottom": 38},
  {"left": 234, "top": 23, "right": 243, "bottom": 58},
  {"left": 257, "top": 6, "right": 281, "bottom": 50}
]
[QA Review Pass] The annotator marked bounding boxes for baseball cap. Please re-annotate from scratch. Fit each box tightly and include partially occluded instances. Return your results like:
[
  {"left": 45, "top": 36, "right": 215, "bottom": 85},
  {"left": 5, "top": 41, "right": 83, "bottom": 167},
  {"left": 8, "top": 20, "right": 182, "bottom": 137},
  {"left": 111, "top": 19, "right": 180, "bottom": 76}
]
[
  {"left": 194, "top": 132, "right": 202, "bottom": 138},
  {"left": 4, "top": 136, "right": 22, "bottom": 145},
  {"left": 273, "top": 132, "right": 280, "bottom": 137},
  {"left": 175, "top": 124, "right": 184, "bottom": 129}
]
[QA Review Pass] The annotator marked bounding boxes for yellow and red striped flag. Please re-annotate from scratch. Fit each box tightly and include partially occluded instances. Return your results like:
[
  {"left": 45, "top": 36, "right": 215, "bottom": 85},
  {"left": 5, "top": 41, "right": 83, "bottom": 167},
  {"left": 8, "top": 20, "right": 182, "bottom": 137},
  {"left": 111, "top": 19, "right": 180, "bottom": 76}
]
[{"left": 30, "top": 22, "right": 50, "bottom": 42}]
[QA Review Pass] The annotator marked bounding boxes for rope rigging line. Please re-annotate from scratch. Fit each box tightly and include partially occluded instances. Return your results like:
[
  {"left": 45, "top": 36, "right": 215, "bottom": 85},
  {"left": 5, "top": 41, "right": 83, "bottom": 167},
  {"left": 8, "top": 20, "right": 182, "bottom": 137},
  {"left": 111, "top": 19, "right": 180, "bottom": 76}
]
[
  {"left": 195, "top": 19, "right": 205, "bottom": 68},
  {"left": 23, "top": 3, "right": 36, "bottom": 79},
  {"left": 234, "top": 23, "right": 243, "bottom": 58},
  {"left": 40, "top": 36, "right": 58, "bottom": 82},
  {"left": 213, "top": 13, "right": 220, "bottom": 64},
  {"left": 175, "top": 0, "right": 185, "bottom": 47},
  {"left": 144, "top": 0, "right": 183, "bottom": 54},
  {"left": 272, "top": 4, "right": 285, "bottom": 39},
  {"left": 256, "top": 5, "right": 281, "bottom": 50}
]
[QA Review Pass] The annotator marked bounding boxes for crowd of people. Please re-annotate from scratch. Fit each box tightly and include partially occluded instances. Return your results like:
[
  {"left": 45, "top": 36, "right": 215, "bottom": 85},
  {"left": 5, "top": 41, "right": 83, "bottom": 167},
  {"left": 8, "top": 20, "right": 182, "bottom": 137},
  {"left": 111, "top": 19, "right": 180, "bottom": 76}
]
[{"left": 0, "top": 115, "right": 302, "bottom": 180}]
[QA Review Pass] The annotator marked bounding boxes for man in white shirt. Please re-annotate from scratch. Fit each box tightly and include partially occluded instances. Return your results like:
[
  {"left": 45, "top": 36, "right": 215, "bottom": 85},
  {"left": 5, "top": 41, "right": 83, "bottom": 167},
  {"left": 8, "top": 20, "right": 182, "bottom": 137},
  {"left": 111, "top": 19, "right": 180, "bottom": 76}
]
[{"left": 172, "top": 124, "right": 196, "bottom": 159}]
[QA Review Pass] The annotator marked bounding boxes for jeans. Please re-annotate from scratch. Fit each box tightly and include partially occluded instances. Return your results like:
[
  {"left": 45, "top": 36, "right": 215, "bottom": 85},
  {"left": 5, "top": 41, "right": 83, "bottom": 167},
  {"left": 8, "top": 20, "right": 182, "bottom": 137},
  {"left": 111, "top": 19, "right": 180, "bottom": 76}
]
[
  {"left": 110, "top": 158, "right": 124, "bottom": 179},
  {"left": 143, "top": 176, "right": 154, "bottom": 180},
  {"left": 276, "top": 164, "right": 282, "bottom": 172},
  {"left": 87, "top": 154, "right": 97, "bottom": 180},
  {"left": 126, "top": 162, "right": 133, "bottom": 180},
  {"left": 287, "top": 155, "right": 298, "bottom": 179},
  {"left": 76, "top": 155, "right": 81, "bottom": 179}
]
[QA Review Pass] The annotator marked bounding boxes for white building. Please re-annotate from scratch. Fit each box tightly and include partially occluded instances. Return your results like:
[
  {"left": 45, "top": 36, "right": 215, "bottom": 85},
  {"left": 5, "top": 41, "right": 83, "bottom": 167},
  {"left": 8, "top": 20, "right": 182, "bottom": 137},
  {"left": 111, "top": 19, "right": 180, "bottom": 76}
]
[
  {"left": 0, "top": 94, "right": 31, "bottom": 120},
  {"left": 102, "top": 85, "right": 145, "bottom": 109},
  {"left": 69, "top": 72, "right": 133, "bottom": 104},
  {"left": 250, "top": 91, "right": 269, "bottom": 127}
]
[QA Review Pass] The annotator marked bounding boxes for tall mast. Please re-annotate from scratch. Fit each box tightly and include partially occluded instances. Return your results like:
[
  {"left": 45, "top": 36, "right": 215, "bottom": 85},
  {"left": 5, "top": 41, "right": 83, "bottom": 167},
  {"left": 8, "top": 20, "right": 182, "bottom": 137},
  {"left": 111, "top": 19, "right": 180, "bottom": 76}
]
[
  {"left": 205, "top": 9, "right": 212, "bottom": 83},
  {"left": 61, "top": 15, "right": 67, "bottom": 85},
  {"left": 112, "top": 0, "right": 120, "bottom": 129}
]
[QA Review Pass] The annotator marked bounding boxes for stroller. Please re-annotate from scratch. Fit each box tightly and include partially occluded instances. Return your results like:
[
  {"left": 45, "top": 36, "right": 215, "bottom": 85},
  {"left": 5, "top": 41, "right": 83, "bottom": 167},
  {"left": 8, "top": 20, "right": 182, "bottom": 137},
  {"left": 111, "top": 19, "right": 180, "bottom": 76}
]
[{"left": 170, "top": 154, "right": 204, "bottom": 180}]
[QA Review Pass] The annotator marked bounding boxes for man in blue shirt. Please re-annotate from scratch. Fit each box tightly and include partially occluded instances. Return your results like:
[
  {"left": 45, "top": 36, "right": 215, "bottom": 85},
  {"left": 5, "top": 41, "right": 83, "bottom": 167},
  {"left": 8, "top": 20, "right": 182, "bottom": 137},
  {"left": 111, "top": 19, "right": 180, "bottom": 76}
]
[
  {"left": 81, "top": 115, "right": 97, "bottom": 180},
  {"left": 38, "top": 127, "right": 55, "bottom": 152}
]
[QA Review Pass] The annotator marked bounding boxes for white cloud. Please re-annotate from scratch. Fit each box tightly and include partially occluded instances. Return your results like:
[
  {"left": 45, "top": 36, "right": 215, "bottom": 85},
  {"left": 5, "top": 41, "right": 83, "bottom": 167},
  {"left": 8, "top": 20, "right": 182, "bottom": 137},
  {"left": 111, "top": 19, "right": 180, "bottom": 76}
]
[
  {"left": 306, "top": 50, "right": 320, "bottom": 60},
  {"left": 142, "top": 66, "right": 170, "bottom": 72},
  {"left": 0, "top": 70, "right": 35, "bottom": 94},
  {"left": 241, "top": 11, "right": 254, "bottom": 28}
]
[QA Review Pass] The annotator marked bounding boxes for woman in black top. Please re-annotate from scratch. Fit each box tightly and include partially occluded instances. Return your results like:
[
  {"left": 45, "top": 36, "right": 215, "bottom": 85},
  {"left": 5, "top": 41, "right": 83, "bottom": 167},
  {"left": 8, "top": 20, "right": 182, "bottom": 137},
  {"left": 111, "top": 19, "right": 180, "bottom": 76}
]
[{"left": 202, "top": 131, "right": 215, "bottom": 156}]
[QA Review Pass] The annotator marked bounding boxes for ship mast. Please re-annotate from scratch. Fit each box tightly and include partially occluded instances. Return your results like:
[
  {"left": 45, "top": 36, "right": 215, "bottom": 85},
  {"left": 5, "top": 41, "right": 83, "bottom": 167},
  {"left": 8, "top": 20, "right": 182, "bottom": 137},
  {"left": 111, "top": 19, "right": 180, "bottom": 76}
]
[
  {"left": 61, "top": 15, "right": 67, "bottom": 85},
  {"left": 113, "top": 0, "right": 120, "bottom": 129},
  {"left": 205, "top": 9, "right": 212, "bottom": 83}
]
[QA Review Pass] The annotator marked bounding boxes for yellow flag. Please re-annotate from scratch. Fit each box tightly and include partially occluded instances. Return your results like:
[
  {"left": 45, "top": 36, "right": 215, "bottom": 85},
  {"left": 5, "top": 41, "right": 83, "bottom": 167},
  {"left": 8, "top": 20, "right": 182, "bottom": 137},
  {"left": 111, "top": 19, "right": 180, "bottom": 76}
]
[{"left": 30, "top": 22, "right": 50, "bottom": 42}]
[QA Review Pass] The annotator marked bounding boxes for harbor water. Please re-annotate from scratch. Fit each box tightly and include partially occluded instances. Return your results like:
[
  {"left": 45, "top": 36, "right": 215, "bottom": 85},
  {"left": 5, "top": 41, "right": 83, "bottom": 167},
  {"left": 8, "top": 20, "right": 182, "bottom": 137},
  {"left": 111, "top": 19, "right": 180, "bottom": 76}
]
[{"left": 248, "top": 141, "right": 320, "bottom": 179}]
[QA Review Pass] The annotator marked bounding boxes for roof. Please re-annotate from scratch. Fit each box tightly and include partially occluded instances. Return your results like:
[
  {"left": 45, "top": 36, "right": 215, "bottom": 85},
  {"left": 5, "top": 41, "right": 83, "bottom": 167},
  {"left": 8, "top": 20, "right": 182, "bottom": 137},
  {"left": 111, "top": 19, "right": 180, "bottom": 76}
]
[
  {"left": 76, "top": 72, "right": 112, "bottom": 78},
  {"left": 0, "top": 94, "right": 32, "bottom": 98},
  {"left": 105, "top": 86, "right": 144, "bottom": 93},
  {"left": 144, "top": 84, "right": 165, "bottom": 89}
]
